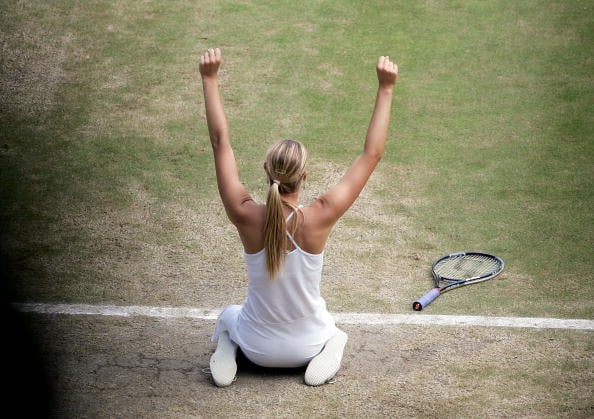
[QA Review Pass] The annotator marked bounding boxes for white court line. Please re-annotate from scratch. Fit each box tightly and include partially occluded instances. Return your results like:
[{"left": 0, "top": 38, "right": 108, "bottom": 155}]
[{"left": 13, "top": 303, "right": 594, "bottom": 331}]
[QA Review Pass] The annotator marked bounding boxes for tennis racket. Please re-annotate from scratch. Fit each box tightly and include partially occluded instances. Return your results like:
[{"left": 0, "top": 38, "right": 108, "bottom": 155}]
[{"left": 412, "top": 251, "right": 504, "bottom": 311}]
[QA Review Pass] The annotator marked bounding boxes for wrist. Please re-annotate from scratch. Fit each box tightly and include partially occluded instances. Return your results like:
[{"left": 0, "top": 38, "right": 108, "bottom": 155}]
[
  {"left": 201, "top": 74, "right": 219, "bottom": 83},
  {"left": 377, "top": 85, "right": 394, "bottom": 95}
]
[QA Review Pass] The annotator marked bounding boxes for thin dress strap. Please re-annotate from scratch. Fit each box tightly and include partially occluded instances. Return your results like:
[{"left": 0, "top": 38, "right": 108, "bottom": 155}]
[{"left": 285, "top": 206, "right": 301, "bottom": 250}]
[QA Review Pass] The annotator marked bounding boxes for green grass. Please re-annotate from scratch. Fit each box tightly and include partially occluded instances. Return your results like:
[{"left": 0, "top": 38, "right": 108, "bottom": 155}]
[{"left": 1, "top": 0, "right": 592, "bottom": 318}]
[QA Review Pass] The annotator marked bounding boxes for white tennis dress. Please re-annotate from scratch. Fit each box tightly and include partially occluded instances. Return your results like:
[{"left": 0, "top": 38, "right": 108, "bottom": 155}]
[{"left": 212, "top": 214, "right": 338, "bottom": 368}]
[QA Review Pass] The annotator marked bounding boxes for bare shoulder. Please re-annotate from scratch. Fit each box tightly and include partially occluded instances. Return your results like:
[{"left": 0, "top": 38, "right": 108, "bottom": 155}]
[{"left": 296, "top": 200, "right": 335, "bottom": 254}]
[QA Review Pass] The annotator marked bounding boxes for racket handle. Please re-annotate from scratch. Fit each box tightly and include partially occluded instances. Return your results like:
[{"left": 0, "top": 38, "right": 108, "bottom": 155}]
[{"left": 412, "top": 288, "right": 441, "bottom": 311}]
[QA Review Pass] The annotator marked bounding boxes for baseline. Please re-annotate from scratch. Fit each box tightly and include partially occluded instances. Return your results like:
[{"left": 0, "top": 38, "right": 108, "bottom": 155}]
[{"left": 13, "top": 303, "right": 594, "bottom": 331}]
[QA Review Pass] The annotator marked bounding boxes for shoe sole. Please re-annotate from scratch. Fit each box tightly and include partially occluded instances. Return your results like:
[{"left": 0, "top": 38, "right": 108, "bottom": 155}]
[
  {"left": 209, "top": 332, "right": 238, "bottom": 387},
  {"left": 304, "top": 330, "right": 348, "bottom": 386}
]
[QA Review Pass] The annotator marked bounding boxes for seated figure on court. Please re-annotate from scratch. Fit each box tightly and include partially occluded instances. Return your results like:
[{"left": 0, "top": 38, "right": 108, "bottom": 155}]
[{"left": 199, "top": 48, "right": 398, "bottom": 387}]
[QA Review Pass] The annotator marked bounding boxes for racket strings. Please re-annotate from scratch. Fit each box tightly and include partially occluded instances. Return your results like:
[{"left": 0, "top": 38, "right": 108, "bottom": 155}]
[{"left": 434, "top": 255, "right": 500, "bottom": 280}]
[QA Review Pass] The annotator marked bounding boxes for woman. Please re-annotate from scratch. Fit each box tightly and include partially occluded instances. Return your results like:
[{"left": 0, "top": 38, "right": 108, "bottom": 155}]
[{"left": 199, "top": 48, "right": 398, "bottom": 387}]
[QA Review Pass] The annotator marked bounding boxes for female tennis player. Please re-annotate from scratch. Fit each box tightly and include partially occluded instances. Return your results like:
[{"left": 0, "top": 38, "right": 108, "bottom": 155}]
[{"left": 199, "top": 48, "right": 397, "bottom": 386}]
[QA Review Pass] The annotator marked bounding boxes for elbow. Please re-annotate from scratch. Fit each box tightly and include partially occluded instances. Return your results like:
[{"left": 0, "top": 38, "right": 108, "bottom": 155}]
[
  {"left": 209, "top": 130, "right": 229, "bottom": 149},
  {"left": 372, "top": 150, "right": 384, "bottom": 163},
  {"left": 364, "top": 148, "right": 384, "bottom": 164}
]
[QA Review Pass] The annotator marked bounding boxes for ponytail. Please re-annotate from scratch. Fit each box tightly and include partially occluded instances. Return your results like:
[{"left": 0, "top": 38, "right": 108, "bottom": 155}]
[
  {"left": 263, "top": 139, "right": 308, "bottom": 280},
  {"left": 264, "top": 180, "right": 286, "bottom": 279}
]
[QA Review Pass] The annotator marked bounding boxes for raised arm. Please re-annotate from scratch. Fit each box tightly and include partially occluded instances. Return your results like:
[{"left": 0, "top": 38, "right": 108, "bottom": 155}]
[
  {"left": 199, "top": 48, "right": 253, "bottom": 225},
  {"left": 315, "top": 56, "right": 398, "bottom": 225}
]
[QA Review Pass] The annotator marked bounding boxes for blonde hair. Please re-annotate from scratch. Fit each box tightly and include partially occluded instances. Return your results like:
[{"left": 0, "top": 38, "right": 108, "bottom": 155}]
[{"left": 264, "top": 139, "right": 308, "bottom": 279}]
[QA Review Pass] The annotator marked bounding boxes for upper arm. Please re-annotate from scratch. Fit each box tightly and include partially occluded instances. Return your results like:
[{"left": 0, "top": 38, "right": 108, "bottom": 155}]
[
  {"left": 313, "top": 152, "right": 381, "bottom": 226},
  {"left": 212, "top": 140, "right": 256, "bottom": 225}
]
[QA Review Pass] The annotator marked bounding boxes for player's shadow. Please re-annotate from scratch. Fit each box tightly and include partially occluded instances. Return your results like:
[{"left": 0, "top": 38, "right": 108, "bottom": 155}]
[{"left": 235, "top": 349, "right": 307, "bottom": 381}]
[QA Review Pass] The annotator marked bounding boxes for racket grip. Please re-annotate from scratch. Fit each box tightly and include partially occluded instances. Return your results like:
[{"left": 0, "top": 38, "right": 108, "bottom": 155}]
[{"left": 412, "top": 288, "right": 441, "bottom": 311}]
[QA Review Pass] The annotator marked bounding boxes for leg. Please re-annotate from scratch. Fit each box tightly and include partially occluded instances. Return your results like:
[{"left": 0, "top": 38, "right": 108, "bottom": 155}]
[{"left": 304, "top": 329, "right": 348, "bottom": 386}]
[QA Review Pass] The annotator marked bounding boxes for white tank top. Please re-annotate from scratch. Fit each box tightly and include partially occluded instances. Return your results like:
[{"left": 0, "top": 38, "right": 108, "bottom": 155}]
[{"left": 233, "top": 212, "right": 337, "bottom": 367}]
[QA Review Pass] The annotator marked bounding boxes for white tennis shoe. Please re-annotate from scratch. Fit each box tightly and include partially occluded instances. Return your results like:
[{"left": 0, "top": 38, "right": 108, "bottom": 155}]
[
  {"left": 209, "top": 331, "right": 238, "bottom": 387},
  {"left": 304, "top": 329, "right": 348, "bottom": 386}
]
